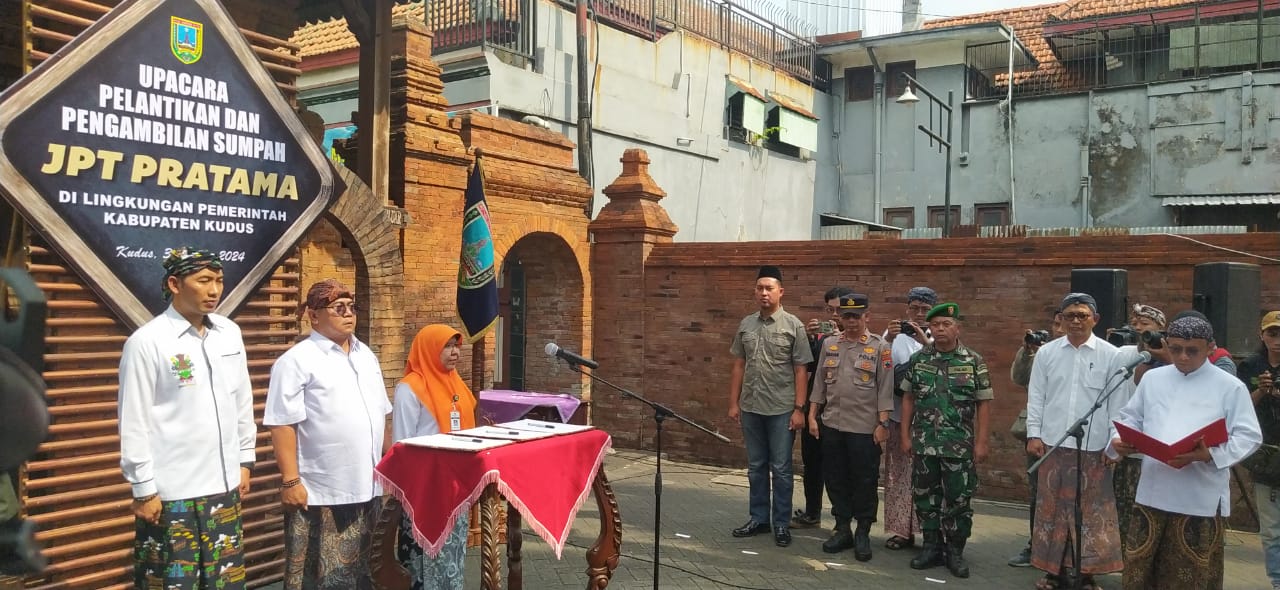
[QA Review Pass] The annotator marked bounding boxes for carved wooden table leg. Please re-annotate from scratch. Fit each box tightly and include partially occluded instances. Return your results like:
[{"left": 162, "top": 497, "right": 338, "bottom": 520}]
[
  {"left": 507, "top": 501, "right": 523, "bottom": 590},
  {"left": 480, "top": 484, "right": 503, "bottom": 590},
  {"left": 585, "top": 467, "right": 622, "bottom": 590},
  {"left": 369, "top": 496, "right": 411, "bottom": 590}
]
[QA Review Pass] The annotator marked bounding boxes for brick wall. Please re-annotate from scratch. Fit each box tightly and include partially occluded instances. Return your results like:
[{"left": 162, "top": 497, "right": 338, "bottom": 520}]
[
  {"left": 297, "top": 218, "right": 358, "bottom": 333},
  {"left": 591, "top": 229, "right": 1280, "bottom": 503},
  {"left": 387, "top": 21, "right": 593, "bottom": 396}
]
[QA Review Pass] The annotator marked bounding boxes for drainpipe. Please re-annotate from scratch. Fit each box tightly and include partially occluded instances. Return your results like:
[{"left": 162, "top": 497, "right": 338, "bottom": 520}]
[
  {"left": 867, "top": 47, "right": 883, "bottom": 222},
  {"left": 1007, "top": 29, "right": 1017, "bottom": 224},
  {"left": 1080, "top": 90, "right": 1094, "bottom": 228}
]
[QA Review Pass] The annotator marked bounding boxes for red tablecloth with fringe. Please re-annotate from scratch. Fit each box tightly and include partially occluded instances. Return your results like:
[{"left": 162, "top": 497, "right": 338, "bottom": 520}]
[{"left": 375, "top": 429, "right": 611, "bottom": 558}]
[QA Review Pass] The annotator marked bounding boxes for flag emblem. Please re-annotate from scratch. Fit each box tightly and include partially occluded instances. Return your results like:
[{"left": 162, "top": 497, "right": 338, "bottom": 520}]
[
  {"left": 456, "top": 157, "right": 498, "bottom": 342},
  {"left": 170, "top": 17, "right": 203, "bottom": 64}
]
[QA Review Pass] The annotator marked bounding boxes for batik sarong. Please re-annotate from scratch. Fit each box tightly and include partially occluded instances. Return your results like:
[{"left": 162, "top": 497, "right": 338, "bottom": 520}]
[
  {"left": 283, "top": 499, "right": 380, "bottom": 590},
  {"left": 1122, "top": 503, "right": 1224, "bottom": 590},
  {"left": 397, "top": 511, "right": 468, "bottom": 590},
  {"left": 1030, "top": 449, "right": 1123, "bottom": 575},
  {"left": 882, "top": 420, "right": 919, "bottom": 540},
  {"left": 134, "top": 489, "right": 246, "bottom": 590},
  {"left": 1112, "top": 455, "right": 1142, "bottom": 552}
]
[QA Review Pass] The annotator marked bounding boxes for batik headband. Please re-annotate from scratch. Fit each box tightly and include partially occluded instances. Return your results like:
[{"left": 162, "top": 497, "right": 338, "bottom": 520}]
[
  {"left": 161, "top": 248, "right": 223, "bottom": 300},
  {"left": 1131, "top": 304, "right": 1166, "bottom": 328}
]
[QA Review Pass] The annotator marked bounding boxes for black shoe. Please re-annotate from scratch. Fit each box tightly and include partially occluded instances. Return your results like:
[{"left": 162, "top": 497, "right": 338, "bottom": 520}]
[
  {"left": 822, "top": 528, "right": 854, "bottom": 553},
  {"left": 853, "top": 528, "right": 872, "bottom": 562},
  {"left": 910, "top": 532, "right": 947, "bottom": 570},
  {"left": 731, "top": 520, "right": 770, "bottom": 538},
  {"left": 774, "top": 527, "right": 792, "bottom": 547},
  {"left": 946, "top": 541, "right": 970, "bottom": 578},
  {"left": 791, "top": 509, "right": 820, "bottom": 528}
]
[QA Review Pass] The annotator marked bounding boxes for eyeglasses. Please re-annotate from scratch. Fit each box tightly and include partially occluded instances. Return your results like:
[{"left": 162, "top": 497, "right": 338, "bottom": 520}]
[
  {"left": 1167, "top": 344, "right": 1203, "bottom": 357},
  {"left": 1062, "top": 312, "right": 1092, "bottom": 322},
  {"left": 907, "top": 304, "right": 932, "bottom": 314},
  {"left": 325, "top": 302, "right": 358, "bottom": 315}
]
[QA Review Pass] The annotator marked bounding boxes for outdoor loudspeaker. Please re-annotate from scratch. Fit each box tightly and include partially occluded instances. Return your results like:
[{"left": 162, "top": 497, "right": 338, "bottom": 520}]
[
  {"left": 1070, "top": 268, "right": 1128, "bottom": 338},
  {"left": 1193, "top": 262, "right": 1261, "bottom": 355}
]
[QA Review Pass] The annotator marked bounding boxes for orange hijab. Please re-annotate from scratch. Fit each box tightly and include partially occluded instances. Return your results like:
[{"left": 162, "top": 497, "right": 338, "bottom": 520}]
[{"left": 401, "top": 325, "right": 476, "bottom": 433}]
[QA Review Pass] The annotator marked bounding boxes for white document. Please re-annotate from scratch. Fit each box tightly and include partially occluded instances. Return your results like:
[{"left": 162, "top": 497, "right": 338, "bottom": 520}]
[
  {"left": 453, "top": 425, "right": 556, "bottom": 441},
  {"left": 399, "top": 433, "right": 515, "bottom": 451},
  {"left": 499, "top": 419, "right": 595, "bottom": 435}
]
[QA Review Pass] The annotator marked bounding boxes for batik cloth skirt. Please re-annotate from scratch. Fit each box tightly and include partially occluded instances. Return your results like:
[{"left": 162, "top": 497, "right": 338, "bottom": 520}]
[
  {"left": 1030, "top": 448, "right": 1123, "bottom": 575},
  {"left": 1122, "top": 503, "right": 1224, "bottom": 590},
  {"left": 283, "top": 498, "right": 380, "bottom": 590},
  {"left": 397, "top": 511, "right": 469, "bottom": 590},
  {"left": 882, "top": 419, "right": 919, "bottom": 539},
  {"left": 133, "top": 489, "right": 246, "bottom": 590}
]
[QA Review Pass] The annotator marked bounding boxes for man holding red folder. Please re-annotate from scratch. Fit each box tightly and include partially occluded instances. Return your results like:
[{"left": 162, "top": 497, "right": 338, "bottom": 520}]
[{"left": 1107, "top": 315, "right": 1262, "bottom": 589}]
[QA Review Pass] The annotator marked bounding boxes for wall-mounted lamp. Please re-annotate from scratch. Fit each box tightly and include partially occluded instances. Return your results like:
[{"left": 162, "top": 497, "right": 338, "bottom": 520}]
[
  {"left": 676, "top": 137, "right": 694, "bottom": 146},
  {"left": 896, "top": 84, "right": 921, "bottom": 104}
]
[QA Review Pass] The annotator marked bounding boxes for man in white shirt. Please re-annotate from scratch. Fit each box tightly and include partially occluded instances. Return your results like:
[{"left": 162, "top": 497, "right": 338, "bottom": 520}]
[
  {"left": 1108, "top": 315, "right": 1262, "bottom": 589},
  {"left": 118, "top": 248, "right": 255, "bottom": 590},
  {"left": 266, "top": 279, "right": 392, "bottom": 590},
  {"left": 1026, "top": 293, "right": 1126, "bottom": 590}
]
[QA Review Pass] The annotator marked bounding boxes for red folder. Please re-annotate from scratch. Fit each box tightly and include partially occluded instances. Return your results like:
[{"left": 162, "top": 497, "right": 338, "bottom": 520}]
[{"left": 1113, "top": 419, "right": 1228, "bottom": 467}]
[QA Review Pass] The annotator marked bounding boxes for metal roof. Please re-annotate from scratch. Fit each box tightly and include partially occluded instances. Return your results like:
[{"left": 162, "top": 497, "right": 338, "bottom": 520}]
[{"left": 1159, "top": 194, "right": 1280, "bottom": 206}]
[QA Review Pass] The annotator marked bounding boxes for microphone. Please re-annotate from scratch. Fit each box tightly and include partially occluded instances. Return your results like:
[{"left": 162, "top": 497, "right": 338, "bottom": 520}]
[
  {"left": 545, "top": 342, "right": 599, "bottom": 370},
  {"left": 1121, "top": 351, "right": 1153, "bottom": 376}
]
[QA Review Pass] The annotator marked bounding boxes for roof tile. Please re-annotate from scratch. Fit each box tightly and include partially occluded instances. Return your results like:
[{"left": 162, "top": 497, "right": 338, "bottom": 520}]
[{"left": 291, "top": 2, "right": 425, "bottom": 58}]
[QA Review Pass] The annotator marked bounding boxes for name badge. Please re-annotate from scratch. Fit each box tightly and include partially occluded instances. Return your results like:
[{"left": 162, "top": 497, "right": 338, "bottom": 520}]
[{"left": 450, "top": 410, "right": 462, "bottom": 432}]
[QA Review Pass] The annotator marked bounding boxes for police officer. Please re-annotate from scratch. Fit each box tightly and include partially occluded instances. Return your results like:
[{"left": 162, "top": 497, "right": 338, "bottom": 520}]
[
  {"left": 899, "top": 303, "right": 993, "bottom": 579},
  {"left": 807, "top": 293, "right": 894, "bottom": 561}
]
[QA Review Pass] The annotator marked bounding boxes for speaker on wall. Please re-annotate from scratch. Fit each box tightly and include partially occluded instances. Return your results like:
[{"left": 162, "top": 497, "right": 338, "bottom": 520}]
[
  {"left": 1071, "top": 268, "right": 1128, "bottom": 338},
  {"left": 1193, "top": 262, "right": 1261, "bottom": 355}
]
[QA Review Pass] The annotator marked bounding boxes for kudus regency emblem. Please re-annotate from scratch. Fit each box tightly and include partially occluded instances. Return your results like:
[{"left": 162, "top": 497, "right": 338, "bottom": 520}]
[{"left": 170, "top": 16, "right": 204, "bottom": 64}]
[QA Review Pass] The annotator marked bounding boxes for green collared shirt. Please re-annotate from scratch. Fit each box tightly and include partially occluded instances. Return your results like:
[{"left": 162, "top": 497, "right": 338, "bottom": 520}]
[{"left": 731, "top": 307, "right": 813, "bottom": 416}]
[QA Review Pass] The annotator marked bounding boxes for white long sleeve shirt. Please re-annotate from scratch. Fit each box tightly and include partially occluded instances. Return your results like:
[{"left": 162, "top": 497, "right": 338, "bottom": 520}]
[
  {"left": 888, "top": 333, "right": 925, "bottom": 423},
  {"left": 1107, "top": 360, "right": 1262, "bottom": 517},
  {"left": 265, "top": 332, "right": 392, "bottom": 505},
  {"left": 392, "top": 382, "right": 440, "bottom": 442},
  {"left": 118, "top": 307, "right": 255, "bottom": 500},
  {"left": 1026, "top": 333, "right": 1126, "bottom": 451}
]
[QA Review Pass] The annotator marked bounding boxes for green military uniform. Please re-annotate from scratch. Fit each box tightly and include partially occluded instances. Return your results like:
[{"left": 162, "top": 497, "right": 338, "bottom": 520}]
[{"left": 899, "top": 303, "right": 994, "bottom": 550}]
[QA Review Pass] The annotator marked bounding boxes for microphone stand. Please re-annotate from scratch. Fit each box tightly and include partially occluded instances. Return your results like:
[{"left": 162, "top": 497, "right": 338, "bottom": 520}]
[
  {"left": 561, "top": 360, "right": 729, "bottom": 590},
  {"left": 1028, "top": 367, "right": 1133, "bottom": 590}
]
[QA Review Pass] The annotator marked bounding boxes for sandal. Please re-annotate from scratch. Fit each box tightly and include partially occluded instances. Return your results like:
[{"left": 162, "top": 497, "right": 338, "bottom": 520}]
[
  {"left": 884, "top": 535, "right": 914, "bottom": 550},
  {"left": 1035, "top": 574, "right": 1060, "bottom": 590},
  {"left": 1080, "top": 575, "right": 1102, "bottom": 590}
]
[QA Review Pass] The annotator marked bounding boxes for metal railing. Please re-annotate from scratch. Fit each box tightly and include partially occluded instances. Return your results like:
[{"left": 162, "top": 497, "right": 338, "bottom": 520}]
[
  {"left": 429, "top": 0, "right": 536, "bottom": 58},
  {"left": 428, "top": 0, "right": 820, "bottom": 85},
  {"left": 966, "top": 0, "right": 1280, "bottom": 99}
]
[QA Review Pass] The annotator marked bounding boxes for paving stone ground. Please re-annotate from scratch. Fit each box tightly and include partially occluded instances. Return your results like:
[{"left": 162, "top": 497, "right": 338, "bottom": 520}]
[{"left": 262, "top": 448, "right": 1270, "bottom": 589}]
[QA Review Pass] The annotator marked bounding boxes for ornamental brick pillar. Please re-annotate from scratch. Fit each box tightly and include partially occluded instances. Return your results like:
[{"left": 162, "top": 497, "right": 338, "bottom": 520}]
[{"left": 588, "top": 148, "right": 678, "bottom": 447}]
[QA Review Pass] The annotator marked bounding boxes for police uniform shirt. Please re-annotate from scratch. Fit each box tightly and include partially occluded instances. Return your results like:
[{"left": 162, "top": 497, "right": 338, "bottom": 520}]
[{"left": 810, "top": 332, "right": 894, "bottom": 434}]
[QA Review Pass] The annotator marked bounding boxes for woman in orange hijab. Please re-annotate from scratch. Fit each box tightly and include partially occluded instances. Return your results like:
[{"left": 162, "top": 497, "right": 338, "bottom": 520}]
[{"left": 392, "top": 324, "right": 477, "bottom": 589}]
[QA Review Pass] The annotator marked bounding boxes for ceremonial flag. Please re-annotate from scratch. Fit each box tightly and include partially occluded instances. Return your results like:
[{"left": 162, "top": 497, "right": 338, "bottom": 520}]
[{"left": 457, "top": 156, "right": 498, "bottom": 342}]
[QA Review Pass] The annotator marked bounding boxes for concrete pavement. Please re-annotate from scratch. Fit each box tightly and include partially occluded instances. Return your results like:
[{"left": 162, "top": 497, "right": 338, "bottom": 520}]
[{"left": 260, "top": 448, "right": 1270, "bottom": 589}]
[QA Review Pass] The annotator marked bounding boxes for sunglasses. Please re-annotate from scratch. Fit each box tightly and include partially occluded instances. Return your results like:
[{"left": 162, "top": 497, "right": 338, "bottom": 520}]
[
  {"left": 1062, "top": 312, "right": 1092, "bottom": 322},
  {"left": 325, "top": 302, "right": 358, "bottom": 315}
]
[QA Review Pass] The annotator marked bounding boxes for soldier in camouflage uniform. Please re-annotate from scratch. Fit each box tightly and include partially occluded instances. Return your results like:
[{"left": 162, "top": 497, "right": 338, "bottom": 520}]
[{"left": 898, "top": 302, "right": 993, "bottom": 579}]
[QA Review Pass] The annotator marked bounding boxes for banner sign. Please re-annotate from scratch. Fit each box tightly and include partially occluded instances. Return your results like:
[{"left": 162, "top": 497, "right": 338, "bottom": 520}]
[{"left": 0, "top": 0, "right": 343, "bottom": 329}]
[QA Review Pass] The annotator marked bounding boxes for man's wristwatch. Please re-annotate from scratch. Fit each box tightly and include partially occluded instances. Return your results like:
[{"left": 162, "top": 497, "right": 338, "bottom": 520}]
[
  {"left": 878, "top": 420, "right": 892, "bottom": 430},
  {"left": 794, "top": 405, "right": 805, "bottom": 413}
]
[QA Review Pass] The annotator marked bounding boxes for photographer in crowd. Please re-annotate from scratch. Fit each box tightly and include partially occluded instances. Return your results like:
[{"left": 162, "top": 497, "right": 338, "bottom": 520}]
[
  {"left": 794, "top": 286, "right": 854, "bottom": 529},
  {"left": 881, "top": 286, "right": 937, "bottom": 552},
  {"left": 1007, "top": 311, "right": 1063, "bottom": 568},
  {"left": 1133, "top": 309, "right": 1236, "bottom": 384},
  {"left": 1109, "top": 304, "right": 1166, "bottom": 553},
  {"left": 1240, "top": 311, "right": 1280, "bottom": 590}
]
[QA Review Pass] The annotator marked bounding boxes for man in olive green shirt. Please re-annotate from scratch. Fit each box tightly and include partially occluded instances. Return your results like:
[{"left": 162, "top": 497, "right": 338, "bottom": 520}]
[{"left": 728, "top": 265, "right": 813, "bottom": 548}]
